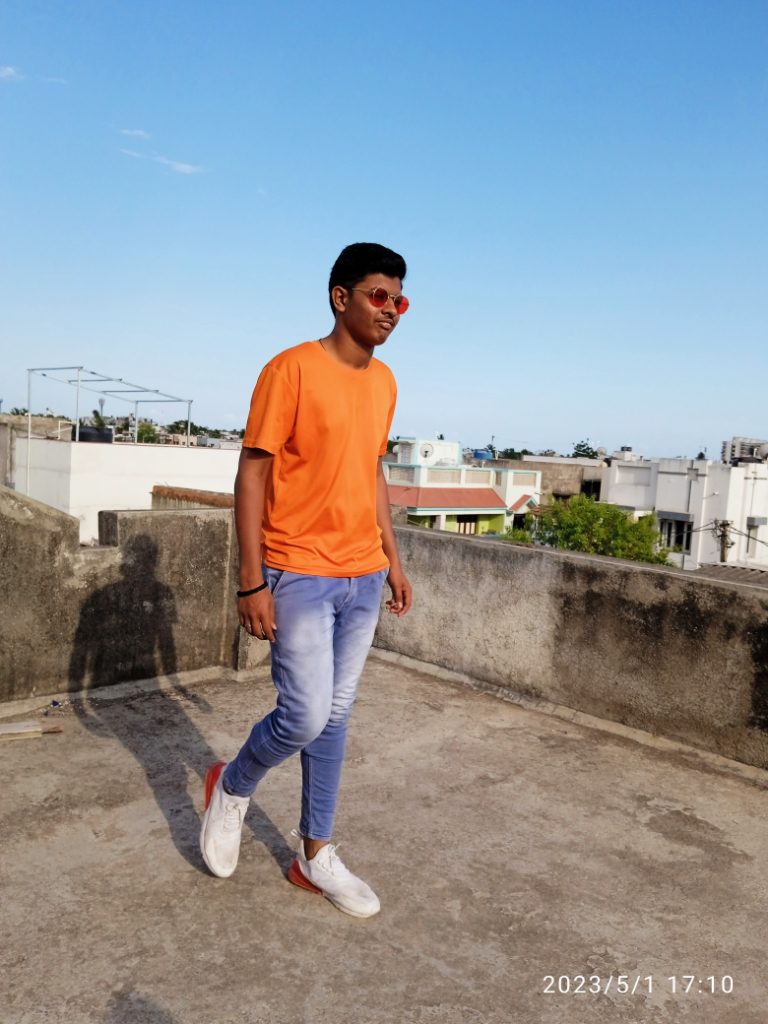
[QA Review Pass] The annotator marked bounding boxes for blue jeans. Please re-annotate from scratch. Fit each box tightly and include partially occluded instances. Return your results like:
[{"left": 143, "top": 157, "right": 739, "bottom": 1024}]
[{"left": 224, "top": 566, "right": 388, "bottom": 841}]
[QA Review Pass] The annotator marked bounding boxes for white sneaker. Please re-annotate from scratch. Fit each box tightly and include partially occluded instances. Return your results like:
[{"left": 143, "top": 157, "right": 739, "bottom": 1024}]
[
  {"left": 200, "top": 761, "right": 250, "bottom": 878},
  {"left": 287, "top": 831, "right": 381, "bottom": 918}
]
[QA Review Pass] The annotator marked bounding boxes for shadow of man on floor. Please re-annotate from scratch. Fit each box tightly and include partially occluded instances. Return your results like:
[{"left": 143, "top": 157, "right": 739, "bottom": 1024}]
[
  {"left": 69, "top": 534, "right": 293, "bottom": 874},
  {"left": 106, "top": 990, "right": 180, "bottom": 1024}
]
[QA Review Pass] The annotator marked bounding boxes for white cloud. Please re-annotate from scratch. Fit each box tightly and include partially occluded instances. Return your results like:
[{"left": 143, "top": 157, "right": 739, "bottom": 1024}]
[
  {"left": 120, "top": 148, "right": 203, "bottom": 175},
  {"left": 121, "top": 128, "right": 150, "bottom": 139},
  {"left": 0, "top": 66, "right": 23, "bottom": 81},
  {"left": 41, "top": 76, "right": 67, "bottom": 84},
  {"left": 154, "top": 155, "right": 203, "bottom": 174}
]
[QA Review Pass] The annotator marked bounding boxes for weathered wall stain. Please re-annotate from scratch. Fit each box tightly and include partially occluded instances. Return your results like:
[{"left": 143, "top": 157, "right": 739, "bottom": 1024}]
[{"left": 747, "top": 620, "right": 768, "bottom": 730}]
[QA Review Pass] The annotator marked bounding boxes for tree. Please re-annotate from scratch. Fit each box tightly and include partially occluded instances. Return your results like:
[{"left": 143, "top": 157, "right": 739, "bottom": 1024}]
[
  {"left": 91, "top": 408, "right": 106, "bottom": 428},
  {"left": 498, "top": 447, "right": 534, "bottom": 460},
  {"left": 572, "top": 439, "right": 598, "bottom": 459},
  {"left": 137, "top": 422, "right": 159, "bottom": 443},
  {"left": 508, "top": 494, "right": 670, "bottom": 565},
  {"left": 9, "top": 407, "right": 28, "bottom": 416},
  {"left": 164, "top": 419, "right": 220, "bottom": 437},
  {"left": 165, "top": 419, "right": 205, "bottom": 436}
]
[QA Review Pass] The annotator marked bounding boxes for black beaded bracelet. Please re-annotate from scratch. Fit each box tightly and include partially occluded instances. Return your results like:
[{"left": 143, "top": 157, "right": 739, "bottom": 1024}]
[{"left": 237, "top": 581, "right": 268, "bottom": 598}]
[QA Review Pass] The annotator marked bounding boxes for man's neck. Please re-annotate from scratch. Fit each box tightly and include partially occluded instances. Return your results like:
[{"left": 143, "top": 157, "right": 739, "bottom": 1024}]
[{"left": 318, "top": 325, "right": 374, "bottom": 370}]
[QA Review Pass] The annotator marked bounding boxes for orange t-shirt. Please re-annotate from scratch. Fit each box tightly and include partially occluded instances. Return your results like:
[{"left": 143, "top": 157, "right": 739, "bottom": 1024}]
[{"left": 242, "top": 340, "right": 397, "bottom": 577}]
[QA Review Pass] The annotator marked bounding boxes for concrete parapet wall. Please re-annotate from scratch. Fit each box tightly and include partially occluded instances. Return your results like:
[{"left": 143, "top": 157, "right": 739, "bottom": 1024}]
[
  {"left": 375, "top": 526, "right": 768, "bottom": 768},
  {"left": 5, "top": 488, "right": 768, "bottom": 770},
  {"left": 0, "top": 487, "right": 267, "bottom": 702}
]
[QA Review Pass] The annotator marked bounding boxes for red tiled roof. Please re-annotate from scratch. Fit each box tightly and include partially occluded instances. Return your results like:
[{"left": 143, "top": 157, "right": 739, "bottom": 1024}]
[
  {"left": 387, "top": 485, "right": 508, "bottom": 511},
  {"left": 509, "top": 493, "right": 534, "bottom": 512}
]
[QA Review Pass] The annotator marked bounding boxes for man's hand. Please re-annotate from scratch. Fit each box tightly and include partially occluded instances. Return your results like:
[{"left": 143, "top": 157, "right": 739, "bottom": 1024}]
[
  {"left": 385, "top": 568, "right": 412, "bottom": 617},
  {"left": 239, "top": 589, "right": 277, "bottom": 642}
]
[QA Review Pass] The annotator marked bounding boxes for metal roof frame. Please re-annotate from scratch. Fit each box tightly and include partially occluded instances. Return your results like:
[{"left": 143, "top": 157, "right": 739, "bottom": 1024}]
[{"left": 25, "top": 366, "right": 193, "bottom": 495}]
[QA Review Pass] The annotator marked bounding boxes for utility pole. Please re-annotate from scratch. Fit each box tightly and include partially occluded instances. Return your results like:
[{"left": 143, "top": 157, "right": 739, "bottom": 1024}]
[{"left": 714, "top": 520, "right": 733, "bottom": 563}]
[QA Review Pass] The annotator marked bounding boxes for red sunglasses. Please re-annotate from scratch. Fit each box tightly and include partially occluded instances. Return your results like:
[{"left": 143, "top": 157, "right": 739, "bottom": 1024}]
[{"left": 352, "top": 286, "right": 409, "bottom": 314}]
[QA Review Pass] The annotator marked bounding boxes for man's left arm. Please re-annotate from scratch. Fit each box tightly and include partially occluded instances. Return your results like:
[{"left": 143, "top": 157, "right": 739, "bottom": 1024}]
[{"left": 376, "top": 457, "right": 412, "bottom": 616}]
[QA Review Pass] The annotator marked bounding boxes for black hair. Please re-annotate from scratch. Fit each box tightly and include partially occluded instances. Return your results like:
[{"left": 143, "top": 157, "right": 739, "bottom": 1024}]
[{"left": 328, "top": 242, "right": 407, "bottom": 314}]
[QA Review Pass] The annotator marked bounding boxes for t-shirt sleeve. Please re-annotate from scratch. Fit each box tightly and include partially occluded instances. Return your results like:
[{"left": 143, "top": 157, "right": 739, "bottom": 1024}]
[
  {"left": 379, "top": 380, "right": 397, "bottom": 457},
  {"left": 242, "top": 364, "right": 298, "bottom": 453}
]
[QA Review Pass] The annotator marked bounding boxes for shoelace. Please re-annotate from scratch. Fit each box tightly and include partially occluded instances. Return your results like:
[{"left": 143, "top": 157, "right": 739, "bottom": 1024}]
[
  {"left": 291, "top": 829, "right": 351, "bottom": 879},
  {"left": 320, "top": 844, "right": 352, "bottom": 879},
  {"left": 222, "top": 801, "right": 244, "bottom": 833}
]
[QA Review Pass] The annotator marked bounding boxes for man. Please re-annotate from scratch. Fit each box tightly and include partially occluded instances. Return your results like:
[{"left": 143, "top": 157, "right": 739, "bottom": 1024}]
[{"left": 200, "top": 242, "right": 412, "bottom": 918}]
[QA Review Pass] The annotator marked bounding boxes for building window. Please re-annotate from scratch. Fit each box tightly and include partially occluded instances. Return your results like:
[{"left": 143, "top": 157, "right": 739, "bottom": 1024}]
[
  {"left": 494, "top": 471, "right": 502, "bottom": 486},
  {"left": 512, "top": 472, "right": 537, "bottom": 486},
  {"left": 747, "top": 526, "right": 758, "bottom": 556},
  {"left": 389, "top": 466, "right": 415, "bottom": 483},
  {"left": 581, "top": 479, "right": 601, "bottom": 500},
  {"left": 659, "top": 519, "right": 692, "bottom": 554},
  {"left": 456, "top": 514, "right": 477, "bottom": 534}
]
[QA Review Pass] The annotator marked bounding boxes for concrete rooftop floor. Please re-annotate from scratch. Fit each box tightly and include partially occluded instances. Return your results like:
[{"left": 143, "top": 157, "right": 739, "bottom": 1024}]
[{"left": 2, "top": 654, "right": 768, "bottom": 1024}]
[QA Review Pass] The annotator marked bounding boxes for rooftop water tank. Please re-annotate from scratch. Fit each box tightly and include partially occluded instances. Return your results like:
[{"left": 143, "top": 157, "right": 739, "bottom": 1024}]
[
  {"left": 71, "top": 426, "right": 113, "bottom": 443},
  {"left": 473, "top": 449, "right": 493, "bottom": 460}
]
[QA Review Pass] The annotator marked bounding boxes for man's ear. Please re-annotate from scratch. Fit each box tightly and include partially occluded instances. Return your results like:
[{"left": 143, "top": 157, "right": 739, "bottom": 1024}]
[{"left": 331, "top": 285, "right": 348, "bottom": 315}]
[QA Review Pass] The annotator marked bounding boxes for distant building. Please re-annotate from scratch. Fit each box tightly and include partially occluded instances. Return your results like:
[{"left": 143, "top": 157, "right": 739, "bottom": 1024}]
[
  {"left": 386, "top": 437, "right": 541, "bottom": 534},
  {"left": 599, "top": 445, "right": 768, "bottom": 570},
  {"left": 461, "top": 439, "right": 768, "bottom": 568},
  {"left": 485, "top": 454, "right": 606, "bottom": 501},
  {"left": 196, "top": 435, "right": 242, "bottom": 451},
  {"left": 722, "top": 436, "right": 768, "bottom": 464}
]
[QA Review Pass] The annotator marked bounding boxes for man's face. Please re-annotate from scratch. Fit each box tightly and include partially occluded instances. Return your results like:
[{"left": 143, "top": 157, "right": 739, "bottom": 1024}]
[{"left": 333, "top": 273, "right": 404, "bottom": 348}]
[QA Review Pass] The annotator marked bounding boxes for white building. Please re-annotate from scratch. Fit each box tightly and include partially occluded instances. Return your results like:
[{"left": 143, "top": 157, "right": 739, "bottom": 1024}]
[
  {"left": 386, "top": 438, "right": 541, "bottom": 534},
  {"left": 722, "top": 437, "right": 768, "bottom": 464},
  {"left": 15, "top": 437, "right": 240, "bottom": 544},
  {"left": 391, "top": 437, "right": 462, "bottom": 467},
  {"left": 196, "top": 435, "right": 242, "bottom": 451},
  {"left": 600, "top": 444, "right": 768, "bottom": 569}
]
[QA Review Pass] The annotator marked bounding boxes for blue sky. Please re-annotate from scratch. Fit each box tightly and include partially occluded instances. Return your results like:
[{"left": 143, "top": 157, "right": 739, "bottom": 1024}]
[{"left": 2, "top": 0, "right": 766, "bottom": 457}]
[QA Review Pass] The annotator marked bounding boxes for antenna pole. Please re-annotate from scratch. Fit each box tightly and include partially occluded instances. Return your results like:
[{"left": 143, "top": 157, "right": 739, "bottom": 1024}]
[
  {"left": 134, "top": 401, "right": 139, "bottom": 443},
  {"left": 187, "top": 402, "right": 191, "bottom": 447},
  {"left": 75, "top": 367, "right": 81, "bottom": 442},
  {"left": 26, "top": 370, "right": 32, "bottom": 495}
]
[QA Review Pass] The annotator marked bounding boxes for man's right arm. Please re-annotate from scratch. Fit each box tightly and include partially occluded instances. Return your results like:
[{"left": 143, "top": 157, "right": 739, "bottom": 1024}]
[{"left": 235, "top": 446, "right": 277, "bottom": 642}]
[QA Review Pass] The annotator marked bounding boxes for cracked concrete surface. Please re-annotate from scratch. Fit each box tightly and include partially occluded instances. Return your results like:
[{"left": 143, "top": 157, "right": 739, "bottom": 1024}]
[{"left": 2, "top": 656, "right": 767, "bottom": 1023}]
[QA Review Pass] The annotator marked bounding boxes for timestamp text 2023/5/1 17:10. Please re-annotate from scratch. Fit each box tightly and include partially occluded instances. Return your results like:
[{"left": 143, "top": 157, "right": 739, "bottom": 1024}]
[{"left": 542, "top": 975, "right": 734, "bottom": 996}]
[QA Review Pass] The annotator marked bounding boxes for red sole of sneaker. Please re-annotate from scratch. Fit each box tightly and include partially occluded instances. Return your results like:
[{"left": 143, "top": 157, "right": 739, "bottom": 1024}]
[
  {"left": 287, "top": 858, "right": 323, "bottom": 895},
  {"left": 204, "top": 761, "right": 227, "bottom": 810}
]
